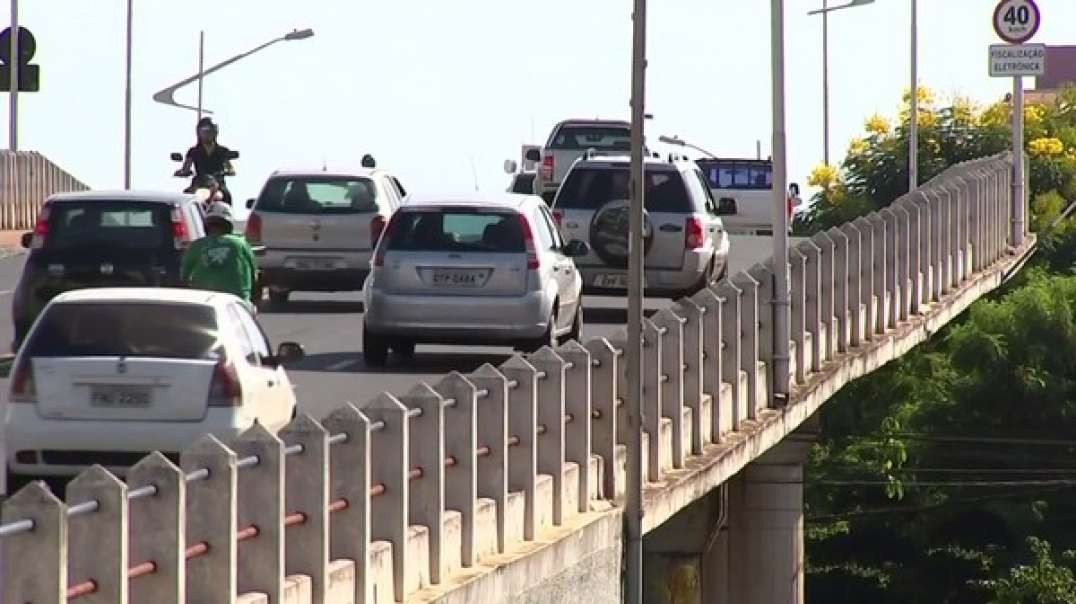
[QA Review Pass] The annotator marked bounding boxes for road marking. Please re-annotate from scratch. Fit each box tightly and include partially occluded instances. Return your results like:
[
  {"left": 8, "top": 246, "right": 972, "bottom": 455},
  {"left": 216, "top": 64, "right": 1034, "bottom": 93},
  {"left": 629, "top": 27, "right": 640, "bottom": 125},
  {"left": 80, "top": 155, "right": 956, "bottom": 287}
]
[{"left": 326, "top": 359, "right": 359, "bottom": 371}]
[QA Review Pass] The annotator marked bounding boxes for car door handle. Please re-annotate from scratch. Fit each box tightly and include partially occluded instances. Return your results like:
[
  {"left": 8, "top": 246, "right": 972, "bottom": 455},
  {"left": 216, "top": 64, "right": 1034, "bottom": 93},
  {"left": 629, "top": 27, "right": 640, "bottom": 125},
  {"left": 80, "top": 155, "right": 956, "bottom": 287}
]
[{"left": 659, "top": 224, "right": 683, "bottom": 232}]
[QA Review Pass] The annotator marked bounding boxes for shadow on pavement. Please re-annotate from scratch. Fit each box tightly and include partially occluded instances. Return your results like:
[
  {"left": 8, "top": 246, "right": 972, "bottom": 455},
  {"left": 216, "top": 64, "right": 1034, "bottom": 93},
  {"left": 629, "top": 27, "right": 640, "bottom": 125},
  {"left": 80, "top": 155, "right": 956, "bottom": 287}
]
[
  {"left": 260, "top": 300, "right": 365, "bottom": 315},
  {"left": 294, "top": 351, "right": 513, "bottom": 375},
  {"left": 583, "top": 307, "right": 658, "bottom": 325}
]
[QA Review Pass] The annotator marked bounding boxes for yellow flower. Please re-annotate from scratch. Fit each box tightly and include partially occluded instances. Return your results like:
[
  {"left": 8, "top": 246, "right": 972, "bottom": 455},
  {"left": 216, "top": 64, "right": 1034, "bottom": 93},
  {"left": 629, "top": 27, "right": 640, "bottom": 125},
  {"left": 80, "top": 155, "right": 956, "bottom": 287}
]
[
  {"left": 1028, "top": 137, "right": 1064, "bottom": 157},
  {"left": 980, "top": 101, "right": 1010, "bottom": 128},
  {"left": 848, "top": 138, "right": 870, "bottom": 156},
  {"left": 917, "top": 110, "right": 938, "bottom": 129},
  {"left": 808, "top": 164, "right": 839, "bottom": 190},
  {"left": 1024, "top": 104, "right": 1045, "bottom": 126},
  {"left": 864, "top": 114, "right": 890, "bottom": 135},
  {"left": 952, "top": 96, "right": 978, "bottom": 123},
  {"left": 903, "top": 85, "right": 935, "bottom": 108}
]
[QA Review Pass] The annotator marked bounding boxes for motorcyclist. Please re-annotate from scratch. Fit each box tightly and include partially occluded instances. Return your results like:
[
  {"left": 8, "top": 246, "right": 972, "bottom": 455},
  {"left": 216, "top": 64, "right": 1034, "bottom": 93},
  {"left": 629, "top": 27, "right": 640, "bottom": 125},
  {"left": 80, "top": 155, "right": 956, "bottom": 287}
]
[
  {"left": 175, "top": 117, "right": 236, "bottom": 205},
  {"left": 181, "top": 202, "right": 257, "bottom": 304}
]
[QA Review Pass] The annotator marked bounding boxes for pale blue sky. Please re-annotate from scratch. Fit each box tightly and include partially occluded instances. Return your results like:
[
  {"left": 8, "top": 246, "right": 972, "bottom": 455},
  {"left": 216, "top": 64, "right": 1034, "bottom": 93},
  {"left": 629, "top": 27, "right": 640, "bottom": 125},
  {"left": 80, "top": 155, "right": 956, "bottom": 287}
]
[{"left": 4, "top": 0, "right": 1074, "bottom": 205}]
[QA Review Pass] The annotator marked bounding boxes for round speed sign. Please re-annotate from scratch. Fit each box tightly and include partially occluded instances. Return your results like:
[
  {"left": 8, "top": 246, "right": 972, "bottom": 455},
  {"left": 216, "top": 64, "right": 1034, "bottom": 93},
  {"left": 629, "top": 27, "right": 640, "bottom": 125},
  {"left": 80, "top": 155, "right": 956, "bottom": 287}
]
[{"left": 993, "top": 0, "right": 1041, "bottom": 44}]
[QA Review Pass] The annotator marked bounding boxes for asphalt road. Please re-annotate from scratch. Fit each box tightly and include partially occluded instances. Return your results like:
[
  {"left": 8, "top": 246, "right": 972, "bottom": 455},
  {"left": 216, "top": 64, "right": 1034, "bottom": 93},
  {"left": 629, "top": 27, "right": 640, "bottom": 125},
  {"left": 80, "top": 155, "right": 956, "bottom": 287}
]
[{"left": 0, "top": 235, "right": 791, "bottom": 420}]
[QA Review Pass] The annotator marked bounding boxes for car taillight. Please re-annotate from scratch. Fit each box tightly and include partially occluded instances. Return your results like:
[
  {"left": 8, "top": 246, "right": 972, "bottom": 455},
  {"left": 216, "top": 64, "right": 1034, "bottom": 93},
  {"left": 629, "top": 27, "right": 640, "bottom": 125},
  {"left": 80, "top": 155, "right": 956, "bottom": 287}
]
[
  {"left": 245, "top": 212, "right": 263, "bottom": 245},
  {"left": 518, "top": 213, "right": 540, "bottom": 270},
  {"left": 10, "top": 357, "right": 35, "bottom": 404},
  {"left": 686, "top": 216, "right": 705, "bottom": 249},
  {"left": 172, "top": 207, "right": 191, "bottom": 249},
  {"left": 552, "top": 210, "right": 563, "bottom": 229},
  {"left": 30, "top": 205, "right": 51, "bottom": 249},
  {"left": 373, "top": 213, "right": 401, "bottom": 268},
  {"left": 541, "top": 155, "right": 554, "bottom": 180},
  {"left": 370, "top": 215, "right": 386, "bottom": 246},
  {"left": 208, "top": 357, "right": 242, "bottom": 407}
]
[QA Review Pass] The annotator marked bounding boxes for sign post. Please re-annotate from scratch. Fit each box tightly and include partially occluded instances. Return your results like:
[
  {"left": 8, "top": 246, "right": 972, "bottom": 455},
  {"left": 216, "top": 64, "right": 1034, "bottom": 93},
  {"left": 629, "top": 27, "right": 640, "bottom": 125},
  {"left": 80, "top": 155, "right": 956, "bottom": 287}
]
[{"left": 991, "top": 0, "right": 1041, "bottom": 247}]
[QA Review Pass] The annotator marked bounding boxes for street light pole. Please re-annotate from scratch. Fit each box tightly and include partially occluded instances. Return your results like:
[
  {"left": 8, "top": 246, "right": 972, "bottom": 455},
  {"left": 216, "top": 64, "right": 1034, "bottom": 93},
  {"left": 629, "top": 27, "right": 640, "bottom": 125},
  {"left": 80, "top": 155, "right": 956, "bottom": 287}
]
[
  {"left": 626, "top": 0, "right": 647, "bottom": 601},
  {"left": 909, "top": 0, "right": 918, "bottom": 192},
  {"left": 8, "top": 0, "right": 17, "bottom": 151},
  {"left": 123, "top": 0, "right": 132, "bottom": 189},
  {"left": 822, "top": 0, "right": 829, "bottom": 166},
  {"left": 197, "top": 31, "right": 204, "bottom": 121},
  {"left": 772, "top": 0, "right": 791, "bottom": 403}
]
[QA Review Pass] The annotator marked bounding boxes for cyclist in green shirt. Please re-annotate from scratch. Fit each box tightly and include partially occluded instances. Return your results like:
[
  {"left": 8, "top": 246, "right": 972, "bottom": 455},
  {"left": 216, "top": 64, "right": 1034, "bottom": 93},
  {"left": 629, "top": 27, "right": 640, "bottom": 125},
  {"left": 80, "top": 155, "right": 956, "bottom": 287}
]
[{"left": 181, "top": 203, "right": 257, "bottom": 302}]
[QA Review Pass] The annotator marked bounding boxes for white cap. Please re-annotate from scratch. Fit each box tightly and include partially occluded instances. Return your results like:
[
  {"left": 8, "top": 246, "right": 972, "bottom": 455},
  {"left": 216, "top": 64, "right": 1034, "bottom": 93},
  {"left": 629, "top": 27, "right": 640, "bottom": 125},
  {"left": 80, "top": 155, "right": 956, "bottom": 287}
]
[{"left": 205, "top": 202, "right": 234, "bottom": 224}]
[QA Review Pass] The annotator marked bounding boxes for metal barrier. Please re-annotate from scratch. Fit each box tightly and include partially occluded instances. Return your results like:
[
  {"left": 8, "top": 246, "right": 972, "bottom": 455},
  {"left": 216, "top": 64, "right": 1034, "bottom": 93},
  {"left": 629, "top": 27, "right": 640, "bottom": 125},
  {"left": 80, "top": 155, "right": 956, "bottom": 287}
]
[
  {"left": 0, "top": 154, "right": 1021, "bottom": 603},
  {"left": 0, "top": 150, "right": 89, "bottom": 231}
]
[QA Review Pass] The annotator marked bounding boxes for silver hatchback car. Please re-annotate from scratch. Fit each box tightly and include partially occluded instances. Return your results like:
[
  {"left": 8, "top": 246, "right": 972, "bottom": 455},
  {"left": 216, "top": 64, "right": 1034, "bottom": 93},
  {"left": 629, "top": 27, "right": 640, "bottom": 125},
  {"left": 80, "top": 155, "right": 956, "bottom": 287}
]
[{"left": 363, "top": 194, "right": 589, "bottom": 366}]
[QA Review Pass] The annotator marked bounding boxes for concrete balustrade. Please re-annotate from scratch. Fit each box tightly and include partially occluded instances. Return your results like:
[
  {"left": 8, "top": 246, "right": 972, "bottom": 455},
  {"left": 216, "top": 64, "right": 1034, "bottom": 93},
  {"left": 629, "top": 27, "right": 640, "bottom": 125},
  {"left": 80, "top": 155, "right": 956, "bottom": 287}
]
[{"left": 0, "top": 154, "right": 1023, "bottom": 604}]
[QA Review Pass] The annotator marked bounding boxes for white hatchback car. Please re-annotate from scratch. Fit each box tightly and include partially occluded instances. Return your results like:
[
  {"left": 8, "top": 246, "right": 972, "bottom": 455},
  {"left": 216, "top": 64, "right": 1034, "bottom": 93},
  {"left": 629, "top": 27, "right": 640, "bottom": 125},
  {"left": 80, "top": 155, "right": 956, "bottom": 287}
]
[
  {"left": 363, "top": 193, "right": 589, "bottom": 366},
  {"left": 4, "top": 288, "right": 304, "bottom": 487}
]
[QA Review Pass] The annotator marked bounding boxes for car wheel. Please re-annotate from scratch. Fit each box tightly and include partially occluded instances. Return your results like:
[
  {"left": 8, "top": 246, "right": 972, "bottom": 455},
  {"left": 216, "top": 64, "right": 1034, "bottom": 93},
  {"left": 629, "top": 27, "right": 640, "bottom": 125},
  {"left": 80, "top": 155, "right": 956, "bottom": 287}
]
[
  {"left": 363, "top": 326, "right": 389, "bottom": 367},
  {"left": 561, "top": 302, "right": 583, "bottom": 344},
  {"left": 392, "top": 340, "right": 416, "bottom": 359},
  {"left": 269, "top": 289, "right": 290, "bottom": 308},
  {"left": 523, "top": 311, "right": 558, "bottom": 353}
]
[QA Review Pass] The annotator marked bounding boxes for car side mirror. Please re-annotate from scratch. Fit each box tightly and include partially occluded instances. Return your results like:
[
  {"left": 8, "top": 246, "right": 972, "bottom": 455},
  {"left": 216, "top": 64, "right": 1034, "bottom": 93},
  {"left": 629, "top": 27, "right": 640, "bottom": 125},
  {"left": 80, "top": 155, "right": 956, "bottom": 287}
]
[
  {"left": 170, "top": 152, "right": 184, "bottom": 162},
  {"left": 246, "top": 198, "right": 256, "bottom": 209},
  {"left": 716, "top": 197, "right": 737, "bottom": 216},
  {"left": 504, "top": 159, "right": 518, "bottom": 174},
  {"left": 563, "top": 239, "right": 590, "bottom": 258},
  {"left": 20, "top": 232, "right": 32, "bottom": 248},
  {"left": 272, "top": 342, "right": 305, "bottom": 366},
  {"left": 524, "top": 148, "right": 541, "bottom": 162},
  {"left": 227, "top": 150, "right": 240, "bottom": 160}
]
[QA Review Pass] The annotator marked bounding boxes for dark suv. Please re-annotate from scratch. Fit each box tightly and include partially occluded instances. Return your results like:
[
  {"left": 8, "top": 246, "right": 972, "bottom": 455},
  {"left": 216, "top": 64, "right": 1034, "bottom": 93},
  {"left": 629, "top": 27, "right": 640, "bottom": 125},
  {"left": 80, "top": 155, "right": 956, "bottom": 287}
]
[{"left": 11, "top": 191, "right": 208, "bottom": 348}]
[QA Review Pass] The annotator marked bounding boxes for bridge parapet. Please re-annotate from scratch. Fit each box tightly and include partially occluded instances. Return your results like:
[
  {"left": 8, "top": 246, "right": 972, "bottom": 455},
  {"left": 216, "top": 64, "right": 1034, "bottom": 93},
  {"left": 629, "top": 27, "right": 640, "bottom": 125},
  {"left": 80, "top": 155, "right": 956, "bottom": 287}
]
[{"left": 0, "top": 154, "right": 1028, "bottom": 603}]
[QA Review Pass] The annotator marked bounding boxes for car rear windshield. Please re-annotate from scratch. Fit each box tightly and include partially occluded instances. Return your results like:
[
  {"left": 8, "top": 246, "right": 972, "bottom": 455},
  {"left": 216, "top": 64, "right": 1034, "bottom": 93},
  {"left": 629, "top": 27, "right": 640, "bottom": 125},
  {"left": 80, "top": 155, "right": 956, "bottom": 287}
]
[
  {"left": 554, "top": 168, "right": 693, "bottom": 212},
  {"left": 255, "top": 177, "right": 379, "bottom": 214},
  {"left": 385, "top": 209, "right": 525, "bottom": 253},
  {"left": 24, "top": 302, "right": 221, "bottom": 359},
  {"left": 510, "top": 173, "right": 536, "bottom": 194},
  {"left": 45, "top": 202, "right": 173, "bottom": 250},
  {"left": 696, "top": 160, "right": 773, "bottom": 190},
  {"left": 548, "top": 125, "right": 631, "bottom": 151}
]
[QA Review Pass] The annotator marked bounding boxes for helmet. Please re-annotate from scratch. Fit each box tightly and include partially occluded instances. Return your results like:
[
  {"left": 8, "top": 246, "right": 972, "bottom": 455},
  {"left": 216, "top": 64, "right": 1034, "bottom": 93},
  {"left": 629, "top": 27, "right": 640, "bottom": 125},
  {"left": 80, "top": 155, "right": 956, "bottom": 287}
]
[
  {"left": 361, "top": 154, "right": 376, "bottom": 168},
  {"left": 197, "top": 117, "right": 219, "bottom": 137},
  {"left": 205, "top": 202, "right": 234, "bottom": 225}
]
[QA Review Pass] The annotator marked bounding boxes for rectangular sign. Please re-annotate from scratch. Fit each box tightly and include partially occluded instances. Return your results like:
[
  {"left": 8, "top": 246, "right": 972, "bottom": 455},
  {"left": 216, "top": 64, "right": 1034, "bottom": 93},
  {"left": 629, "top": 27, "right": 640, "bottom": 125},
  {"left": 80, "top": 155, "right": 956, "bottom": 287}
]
[{"left": 990, "top": 43, "right": 1047, "bottom": 76}]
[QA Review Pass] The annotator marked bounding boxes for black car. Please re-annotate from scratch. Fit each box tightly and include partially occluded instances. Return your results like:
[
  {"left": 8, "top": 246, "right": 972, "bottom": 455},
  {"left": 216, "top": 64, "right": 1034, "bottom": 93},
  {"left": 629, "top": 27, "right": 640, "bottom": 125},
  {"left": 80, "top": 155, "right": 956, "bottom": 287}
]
[{"left": 11, "top": 191, "right": 208, "bottom": 349}]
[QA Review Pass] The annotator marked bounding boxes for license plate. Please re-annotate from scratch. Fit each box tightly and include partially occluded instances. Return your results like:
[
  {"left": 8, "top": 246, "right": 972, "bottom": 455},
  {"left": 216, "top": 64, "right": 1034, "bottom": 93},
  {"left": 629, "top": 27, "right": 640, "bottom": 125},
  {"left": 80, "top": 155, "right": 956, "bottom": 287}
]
[
  {"left": 431, "top": 269, "right": 490, "bottom": 288},
  {"left": 285, "top": 257, "right": 341, "bottom": 271},
  {"left": 594, "top": 273, "right": 628, "bottom": 288},
  {"left": 90, "top": 386, "right": 151, "bottom": 408}
]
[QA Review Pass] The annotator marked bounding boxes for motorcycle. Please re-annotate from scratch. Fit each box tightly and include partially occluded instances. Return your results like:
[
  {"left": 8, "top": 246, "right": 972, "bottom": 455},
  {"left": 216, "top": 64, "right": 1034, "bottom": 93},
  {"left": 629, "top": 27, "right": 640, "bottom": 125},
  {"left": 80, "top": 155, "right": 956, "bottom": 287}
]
[{"left": 169, "top": 149, "right": 240, "bottom": 208}]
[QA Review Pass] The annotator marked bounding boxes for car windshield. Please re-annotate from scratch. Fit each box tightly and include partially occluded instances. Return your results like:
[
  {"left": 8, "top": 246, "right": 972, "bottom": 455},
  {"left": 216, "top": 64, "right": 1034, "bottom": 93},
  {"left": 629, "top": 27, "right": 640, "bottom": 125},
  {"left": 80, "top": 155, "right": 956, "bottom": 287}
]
[
  {"left": 554, "top": 168, "right": 692, "bottom": 212},
  {"left": 511, "top": 173, "right": 536, "bottom": 194},
  {"left": 24, "top": 302, "right": 221, "bottom": 359},
  {"left": 45, "top": 202, "right": 173, "bottom": 250},
  {"left": 385, "top": 209, "right": 525, "bottom": 253},
  {"left": 255, "top": 177, "right": 379, "bottom": 214},
  {"left": 549, "top": 125, "right": 631, "bottom": 151},
  {"left": 696, "top": 160, "right": 773, "bottom": 190}
]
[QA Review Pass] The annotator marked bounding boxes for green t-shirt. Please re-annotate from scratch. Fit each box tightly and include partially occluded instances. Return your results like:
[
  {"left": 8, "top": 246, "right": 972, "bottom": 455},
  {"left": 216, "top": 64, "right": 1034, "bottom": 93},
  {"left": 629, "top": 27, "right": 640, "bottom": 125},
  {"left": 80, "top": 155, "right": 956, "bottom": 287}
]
[{"left": 181, "top": 234, "right": 257, "bottom": 301}]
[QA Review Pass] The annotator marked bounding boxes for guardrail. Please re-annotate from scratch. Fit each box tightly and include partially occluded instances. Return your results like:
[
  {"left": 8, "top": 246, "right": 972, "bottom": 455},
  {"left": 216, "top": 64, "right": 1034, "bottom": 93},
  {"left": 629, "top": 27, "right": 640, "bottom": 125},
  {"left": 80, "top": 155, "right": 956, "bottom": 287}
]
[
  {"left": 0, "top": 150, "right": 89, "bottom": 231},
  {"left": 0, "top": 154, "right": 1020, "bottom": 603}
]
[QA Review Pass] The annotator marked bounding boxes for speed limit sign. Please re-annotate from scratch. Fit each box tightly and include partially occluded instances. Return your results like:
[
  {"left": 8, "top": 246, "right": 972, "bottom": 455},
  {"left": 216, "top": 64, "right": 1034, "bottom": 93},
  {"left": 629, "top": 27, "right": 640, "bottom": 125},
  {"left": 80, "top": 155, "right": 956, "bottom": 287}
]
[{"left": 993, "top": 0, "right": 1041, "bottom": 44}]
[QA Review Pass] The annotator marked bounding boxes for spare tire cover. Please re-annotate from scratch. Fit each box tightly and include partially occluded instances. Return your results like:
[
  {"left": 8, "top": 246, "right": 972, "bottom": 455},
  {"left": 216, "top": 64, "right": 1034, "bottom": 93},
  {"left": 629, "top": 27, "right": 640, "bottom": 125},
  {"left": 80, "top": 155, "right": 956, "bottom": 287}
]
[{"left": 589, "top": 199, "right": 654, "bottom": 269}]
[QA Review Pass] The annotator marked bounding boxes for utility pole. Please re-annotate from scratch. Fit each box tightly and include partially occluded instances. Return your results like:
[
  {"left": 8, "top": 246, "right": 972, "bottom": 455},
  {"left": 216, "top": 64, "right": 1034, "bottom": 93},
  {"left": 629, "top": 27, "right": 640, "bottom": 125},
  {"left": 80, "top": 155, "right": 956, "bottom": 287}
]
[
  {"left": 771, "top": 0, "right": 791, "bottom": 403},
  {"left": 196, "top": 31, "right": 204, "bottom": 121},
  {"left": 822, "top": 0, "right": 829, "bottom": 165},
  {"left": 1012, "top": 76, "right": 1025, "bottom": 246},
  {"left": 909, "top": 0, "right": 918, "bottom": 192},
  {"left": 8, "top": 0, "right": 17, "bottom": 150},
  {"left": 625, "top": 0, "right": 647, "bottom": 601},
  {"left": 123, "top": 0, "right": 133, "bottom": 189}
]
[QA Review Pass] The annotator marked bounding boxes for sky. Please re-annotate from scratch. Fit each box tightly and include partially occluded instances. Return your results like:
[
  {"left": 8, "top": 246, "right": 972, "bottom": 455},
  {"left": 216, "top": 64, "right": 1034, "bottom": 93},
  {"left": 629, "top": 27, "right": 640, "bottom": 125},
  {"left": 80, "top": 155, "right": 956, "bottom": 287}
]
[{"left": 3, "top": 0, "right": 1074, "bottom": 210}]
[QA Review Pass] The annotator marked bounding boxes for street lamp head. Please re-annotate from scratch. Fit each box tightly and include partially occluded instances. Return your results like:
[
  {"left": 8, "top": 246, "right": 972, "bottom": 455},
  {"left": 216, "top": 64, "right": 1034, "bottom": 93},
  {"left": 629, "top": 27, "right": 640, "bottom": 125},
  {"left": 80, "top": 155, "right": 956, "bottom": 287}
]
[
  {"left": 807, "top": 0, "right": 875, "bottom": 15},
  {"left": 284, "top": 28, "right": 315, "bottom": 41},
  {"left": 659, "top": 135, "right": 685, "bottom": 146}
]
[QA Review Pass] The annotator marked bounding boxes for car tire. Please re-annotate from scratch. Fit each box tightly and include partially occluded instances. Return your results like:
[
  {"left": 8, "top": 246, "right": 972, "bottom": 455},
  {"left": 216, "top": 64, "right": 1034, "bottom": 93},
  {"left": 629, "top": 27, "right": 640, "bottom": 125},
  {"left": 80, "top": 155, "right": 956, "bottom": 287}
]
[
  {"left": 523, "top": 311, "right": 558, "bottom": 353},
  {"left": 561, "top": 302, "right": 583, "bottom": 344},
  {"left": 363, "top": 326, "right": 389, "bottom": 367},
  {"left": 392, "top": 340, "right": 416, "bottom": 359},
  {"left": 269, "top": 289, "right": 290, "bottom": 308}
]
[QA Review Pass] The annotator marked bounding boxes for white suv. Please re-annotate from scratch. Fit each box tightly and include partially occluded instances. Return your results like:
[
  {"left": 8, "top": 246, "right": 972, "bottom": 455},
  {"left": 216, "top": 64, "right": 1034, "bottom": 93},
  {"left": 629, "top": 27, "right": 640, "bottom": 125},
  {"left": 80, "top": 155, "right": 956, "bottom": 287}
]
[
  {"left": 245, "top": 166, "right": 409, "bottom": 306},
  {"left": 550, "top": 154, "right": 730, "bottom": 298}
]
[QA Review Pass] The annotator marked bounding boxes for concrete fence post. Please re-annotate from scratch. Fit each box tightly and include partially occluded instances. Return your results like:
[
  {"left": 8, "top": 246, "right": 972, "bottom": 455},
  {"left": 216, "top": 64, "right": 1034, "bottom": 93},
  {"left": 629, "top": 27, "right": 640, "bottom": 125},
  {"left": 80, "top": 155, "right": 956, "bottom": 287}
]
[
  {"left": 653, "top": 308, "right": 687, "bottom": 469},
  {"left": 609, "top": 338, "right": 631, "bottom": 456},
  {"left": 3, "top": 482, "right": 67, "bottom": 604},
  {"left": 528, "top": 347, "right": 568, "bottom": 525},
  {"left": 880, "top": 208, "right": 899, "bottom": 327},
  {"left": 280, "top": 414, "right": 331, "bottom": 601},
  {"left": 809, "top": 233, "right": 835, "bottom": 363},
  {"left": 500, "top": 355, "right": 539, "bottom": 541},
  {"left": 788, "top": 248, "right": 808, "bottom": 384},
  {"left": 364, "top": 392, "right": 410, "bottom": 601},
  {"left": 322, "top": 403, "right": 373, "bottom": 604},
  {"left": 867, "top": 213, "right": 888, "bottom": 334},
  {"left": 233, "top": 423, "right": 285, "bottom": 601},
  {"left": 797, "top": 239, "right": 823, "bottom": 373},
  {"left": 716, "top": 280, "right": 744, "bottom": 430},
  {"left": 690, "top": 287, "right": 725, "bottom": 443},
  {"left": 642, "top": 318, "right": 665, "bottom": 480},
  {"left": 839, "top": 222, "right": 864, "bottom": 347},
  {"left": 853, "top": 216, "right": 877, "bottom": 340},
  {"left": 434, "top": 372, "right": 479, "bottom": 567},
  {"left": 897, "top": 197, "right": 921, "bottom": 316},
  {"left": 911, "top": 191, "right": 934, "bottom": 306},
  {"left": 673, "top": 297, "right": 707, "bottom": 454},
  {"left": 557, "top": 340, "right": 594, "bottom": 511},
  {"left": 585, "top": 338, "right": 621, "bottom": 499},
  {"left": 401, "top": 383, "right": 446, "bottom": 585},
  {"left": 181, "top": 435, "right": 237, "bottom": 604},
  {"left": 67, "top": 465, "right": 129, "bottom": 604},
  {"left": 948, "top": 178, "right": 967, "bottom": 284},
  {"left": 887, "top": 205, "right": 911, "bottom": 323},
  {"left": 926, "top": 189, "right": 947, "bottom": 297},
  {"left": 129, "top": 452, "right": 185, "bottom": 604},
  {"left": 826, "top": 228, "right": 850, "bottom": 353},
  {"left": 734, "top": 269, "right": 763, "bottom": 416},
  {"left": 966, "top": 168, "right": 985, "bottom": 273},
  {"left": 468, "top": 364, "right": 510, "bottom": 553}
]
